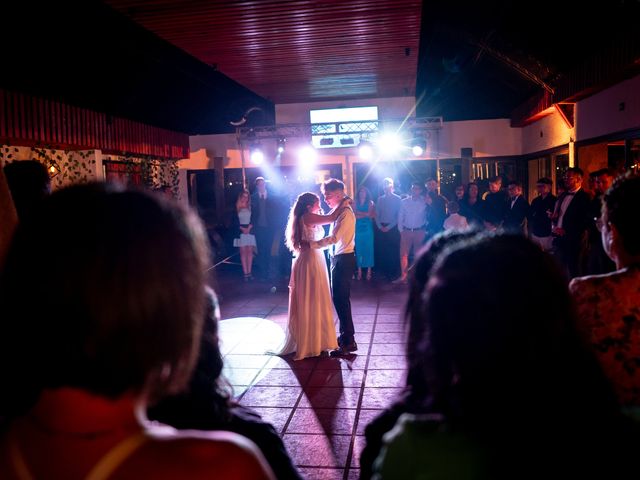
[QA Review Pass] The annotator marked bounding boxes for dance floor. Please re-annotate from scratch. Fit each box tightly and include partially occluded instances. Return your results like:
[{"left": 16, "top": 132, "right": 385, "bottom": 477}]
[{"left": 216, "top": 273, "right": 409, "bottom": 480}]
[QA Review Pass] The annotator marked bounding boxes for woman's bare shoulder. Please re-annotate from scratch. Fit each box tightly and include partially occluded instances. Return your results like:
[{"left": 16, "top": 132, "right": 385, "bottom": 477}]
[{"left": 138, "top": 427, "right": 274, "bottom": 479}]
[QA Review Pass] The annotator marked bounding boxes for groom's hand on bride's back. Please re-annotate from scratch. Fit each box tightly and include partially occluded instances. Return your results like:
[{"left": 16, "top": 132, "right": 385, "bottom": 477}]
[{"left": 300, "top": 240, "right": 310, "bottom": 251}]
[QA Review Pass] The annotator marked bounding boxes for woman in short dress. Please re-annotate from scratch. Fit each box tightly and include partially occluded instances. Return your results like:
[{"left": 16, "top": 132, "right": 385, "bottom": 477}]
[{"left": 233, "top": 189, "right": 257, "bottom": 281}]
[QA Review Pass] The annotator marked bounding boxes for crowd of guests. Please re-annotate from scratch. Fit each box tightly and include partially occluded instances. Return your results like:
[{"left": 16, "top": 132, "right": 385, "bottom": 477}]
[
  {"left": 1, "top": 158, "right": 638, "bottom": 479},
  {"left": 231, "top": 167, "right": 621, "bottom": 286},
  {"left": 362, "top": 170, "right": 640, "bottom": 479}
]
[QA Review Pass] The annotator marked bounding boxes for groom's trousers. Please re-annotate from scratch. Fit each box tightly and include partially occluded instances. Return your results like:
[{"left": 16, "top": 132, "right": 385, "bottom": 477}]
[{"left": 331, "top": 252, "right": 356, "bottom": 346}]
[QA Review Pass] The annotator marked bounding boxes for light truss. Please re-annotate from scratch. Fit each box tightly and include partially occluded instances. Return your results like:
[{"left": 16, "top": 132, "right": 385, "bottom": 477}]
[{"left": 236, "top": 116, "right": 443, "bottom": 145}]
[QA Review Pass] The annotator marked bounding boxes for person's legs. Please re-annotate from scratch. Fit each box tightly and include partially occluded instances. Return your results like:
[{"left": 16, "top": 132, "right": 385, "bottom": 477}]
[
  {"left": 398, "top": 231, "right": 409, "bottom": 281},
  {"left": 246, "top": 246, "right": 254, "bottom": 277},
  {"left": 331, "top": 254, "right": 356, "bottom": 347},
  {"left": 240, "top": 246, "right": 253, "bottom": 279},
  {"left": 253, "top": 226, "right": 269, "bottom": 279},
  {"left": 389, "top": 228, "right": 401, "bottom": 279},
  {"left": 377, "top": 230, "right": 391, "bottom": 279}
]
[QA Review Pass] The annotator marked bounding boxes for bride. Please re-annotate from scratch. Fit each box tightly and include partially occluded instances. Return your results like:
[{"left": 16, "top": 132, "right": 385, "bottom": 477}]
[{"left": 278, "top": 192, "right": 349, "bottom": 360}]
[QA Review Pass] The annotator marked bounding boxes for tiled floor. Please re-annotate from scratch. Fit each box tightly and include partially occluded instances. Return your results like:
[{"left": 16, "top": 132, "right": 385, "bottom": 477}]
[{"left": 216, "top": 274, "right": 409, "bottom": 480}]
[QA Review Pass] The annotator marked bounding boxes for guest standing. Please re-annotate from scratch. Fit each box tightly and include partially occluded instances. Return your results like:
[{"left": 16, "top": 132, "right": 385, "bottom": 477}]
[
  {"left": 233, "top": 189, "right": 257, "bottom": 281},
  {"left": 375, "top": 178, "right": 402, "bottom": 281},
  {"left": 551, "top": 167, "right": 592, "bottom": 278},
  {"left": 396, "top": 182, "right": 427, "bottom": 283},
  {"left": 424, "top": 177, "right": 447, "bottom": 238},
  {"left": 570, "top": 172, "right": 640, "bottom": 406},
  {"left": 586, "top": 168, "right": 616, "bottom": 275},
  {"left": 460, "top": 181, "right": 484, "bottom": 228},
  {"left": 503, "top": 180, "right": 529, "bottom": 234},
  {"left": 355, "top": 185, "right": 375, "bottom": 281},
  {"left": 482, "top": 175, "right": 508, "bottom": 230},
  {"left": 443, "top": 201, "right": 469, "bottom": 231},
  {"left": 528, "top": 177, "right": 556, "bottom": 252},
  {"left": 251, "top": 176, "right": 277, "bottom": 280}
]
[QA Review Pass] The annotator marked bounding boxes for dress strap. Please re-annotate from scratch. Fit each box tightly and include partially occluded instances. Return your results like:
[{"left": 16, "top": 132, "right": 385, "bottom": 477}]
[
  {"left": 9, "top": 432, "right": 149, "bottom": 480},
  {"left": 85, "top": 432, "right": 148, "bottom": 480},
  {"left": 9, "top": 436, "right": 33, "bottom": 480}
]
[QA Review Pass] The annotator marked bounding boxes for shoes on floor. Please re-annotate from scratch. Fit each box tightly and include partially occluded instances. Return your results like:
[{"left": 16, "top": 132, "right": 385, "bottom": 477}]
[
  {"left": 366, "top": 270, "right": 372, "bottom": 281},
  {"left": 329, "top": 341, "right": 358, "bottom": 357},
  {"left": 391, "top": 276, "right": 407, "bottom": 284}
]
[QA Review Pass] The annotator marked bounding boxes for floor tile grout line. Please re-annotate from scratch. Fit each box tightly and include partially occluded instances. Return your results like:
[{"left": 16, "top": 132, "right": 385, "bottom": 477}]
[
  {"left": 342, "top": 292, "right": 381, "bottom": 480},
  {"left": 279, "top": 358, "right": 316, "bottom": 437}
]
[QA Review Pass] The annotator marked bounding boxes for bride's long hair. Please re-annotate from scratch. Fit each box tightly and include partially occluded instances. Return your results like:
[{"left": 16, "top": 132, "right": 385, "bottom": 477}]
[{"left": 285, "top": 192, "right": 319, "bottom": 253}]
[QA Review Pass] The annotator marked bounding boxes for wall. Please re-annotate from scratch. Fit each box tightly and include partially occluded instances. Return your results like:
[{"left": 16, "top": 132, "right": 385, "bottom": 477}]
[
  {"left": 181, "top": 105, "right": 523, "bottom": 197},
  {"left": 439, "top": 119, "right": 521, "bottom": 158},
  {"left": 577, "top": 143, "right": 608, "bottom": 177},
  {"left": 189, "top": 134, "right": 240, "bottom": 168},
  {"left": 0, "top": 145, "right": 102, "bottom": 190},
  {"left": 521, "top": 108, "right": 574, "bottom": 155},
  {"left": 576, "top": 73, "right": 640, "bottom": 141},
  {"left": 181, "top": 78, "right": 640, "bottom": 200}
]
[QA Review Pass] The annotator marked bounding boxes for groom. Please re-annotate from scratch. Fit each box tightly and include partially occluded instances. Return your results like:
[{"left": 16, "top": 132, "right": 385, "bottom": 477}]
[{"left": 309, "top": 178, "right": 357, "bottom": 356}]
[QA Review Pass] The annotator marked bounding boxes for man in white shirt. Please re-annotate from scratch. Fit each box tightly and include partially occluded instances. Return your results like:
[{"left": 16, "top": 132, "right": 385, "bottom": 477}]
[
  {"left": 395, "top": 182, "right": 427, "bottom": 283},
  {"left": 375, "top": 177, "right": 402, "bottom": 281},
  {"left": 309, "top": 178, "right": 357, "bottom": 356},
  {"left": 551, "top": 167, "right": 592, "bottom": 278}
]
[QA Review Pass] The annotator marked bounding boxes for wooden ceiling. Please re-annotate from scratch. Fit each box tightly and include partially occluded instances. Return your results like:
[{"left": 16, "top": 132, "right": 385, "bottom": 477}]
[{"left": 104, "top": 0, "right": 422, "bottom": 104}]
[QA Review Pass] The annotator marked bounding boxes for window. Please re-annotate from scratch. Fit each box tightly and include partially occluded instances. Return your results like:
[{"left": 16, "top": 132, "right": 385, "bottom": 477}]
[{"left": 310, "top": 106, "right": 378, "bottom": 149}]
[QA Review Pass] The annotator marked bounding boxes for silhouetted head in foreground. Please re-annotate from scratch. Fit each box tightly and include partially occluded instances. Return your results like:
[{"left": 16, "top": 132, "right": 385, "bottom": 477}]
[{"left": 0, "top": 182, "right": 210, "bottom": 416}]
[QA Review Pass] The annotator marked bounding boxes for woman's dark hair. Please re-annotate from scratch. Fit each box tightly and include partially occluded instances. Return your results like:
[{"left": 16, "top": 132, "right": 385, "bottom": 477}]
[
  {"left": 404, "top": 229, "right": 480, "bottom": 396},
  {"left": 285, "top": 192, "right": 318, "bottom": 253},
  {"left": 421, "top": 234, "right": 619, "bottom": 431},
  {"left": 236, "top": 189, "right": 251, "bottom": 212},
  {"left": 148, "top": 287, "right": 232, "bottom": 427},
  {"left": 0, "top": 183, "right": 210, "bottom": 416},
  {"left": 356, "top": 186, "right": 372, "bottom": 206},
  {"left": 603, "top": 171, "right": 640, "bottom": 256}
]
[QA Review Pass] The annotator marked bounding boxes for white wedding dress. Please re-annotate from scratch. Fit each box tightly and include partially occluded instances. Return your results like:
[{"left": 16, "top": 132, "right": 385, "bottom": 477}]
[{"left": 279, "top": 221, "right": 338, "bottom": 360}]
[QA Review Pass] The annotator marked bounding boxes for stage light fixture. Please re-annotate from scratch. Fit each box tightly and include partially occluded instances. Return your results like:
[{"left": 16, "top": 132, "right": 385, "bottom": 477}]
[
  {"left": 411, "top": 137, "right": 426, "bottom": 156},
  {"left": 298, "top": 145, "right": 317, "bottom": 170},
  {"left": 319, "top": 137, "right": 334, "bottom": 146},
  {"left": 379, "top": 132, "right": 403, "bottom": 155},
  {"left": 340, "top": 137, "right": 355, "bottom": 145},
  {"left": 358, "top": 140, "right": 374, "bottom": 161},
  {"left": 276, "top": 137, "right": 286, "bottom": 154},
  {"left": 249, "top": 145, "right": 264, "bottom": 165}
]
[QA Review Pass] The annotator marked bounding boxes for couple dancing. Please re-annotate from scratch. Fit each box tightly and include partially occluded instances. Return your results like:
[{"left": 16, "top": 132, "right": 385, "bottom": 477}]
[{"left": 279, "top": 178, "right": 357, "bottom": 360}]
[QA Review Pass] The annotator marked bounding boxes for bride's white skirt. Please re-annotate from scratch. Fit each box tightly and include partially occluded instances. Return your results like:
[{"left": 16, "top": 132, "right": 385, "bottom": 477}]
[{"left": 278, "top": 249, "right": 338, "bottom": 360}]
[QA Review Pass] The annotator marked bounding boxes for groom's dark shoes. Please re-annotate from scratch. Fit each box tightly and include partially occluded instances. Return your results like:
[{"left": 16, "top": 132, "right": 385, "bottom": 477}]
[{"left": 330, "top": 341, "right": 358, "bottom": 357}]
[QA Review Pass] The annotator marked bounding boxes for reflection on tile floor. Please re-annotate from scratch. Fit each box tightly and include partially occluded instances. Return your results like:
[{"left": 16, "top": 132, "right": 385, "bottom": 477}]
[{"left": 216, "top": 275, "right": 409, "bottom": 480}]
